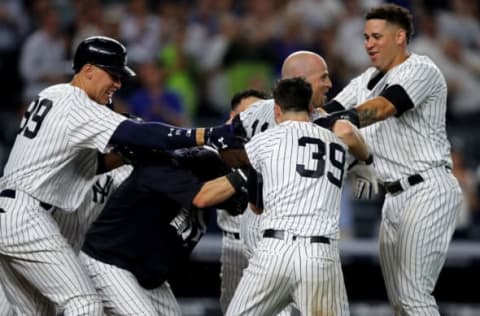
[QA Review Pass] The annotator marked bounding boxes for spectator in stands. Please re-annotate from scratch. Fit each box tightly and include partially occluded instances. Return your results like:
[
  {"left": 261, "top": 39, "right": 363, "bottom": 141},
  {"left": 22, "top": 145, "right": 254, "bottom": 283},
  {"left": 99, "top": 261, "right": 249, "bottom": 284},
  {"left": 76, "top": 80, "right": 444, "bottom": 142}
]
[
  {"left": 126, "top": 61, "right": 189, "bottom": 126},
  {"left": 19, "top": 5, "right": 69, "bottom": 104}
]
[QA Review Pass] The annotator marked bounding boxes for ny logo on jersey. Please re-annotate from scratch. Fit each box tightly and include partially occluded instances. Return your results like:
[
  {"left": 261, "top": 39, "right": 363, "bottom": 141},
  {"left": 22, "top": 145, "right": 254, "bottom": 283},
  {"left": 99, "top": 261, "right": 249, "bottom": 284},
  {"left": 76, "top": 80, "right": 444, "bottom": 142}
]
[
  {"left": 217, "top": 137, "right": 227, "bottom": 149},
  {"left": 92, "top": 175, "right": 114, "bottom": 203}
]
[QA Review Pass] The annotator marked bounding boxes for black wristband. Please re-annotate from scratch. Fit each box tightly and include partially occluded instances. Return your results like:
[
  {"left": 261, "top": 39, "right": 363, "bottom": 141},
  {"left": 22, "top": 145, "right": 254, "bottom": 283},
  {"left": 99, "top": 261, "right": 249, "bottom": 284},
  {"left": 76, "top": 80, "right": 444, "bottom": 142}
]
[
  {"left": 338, "top": 108, "right": 360, "bottom": 128},
  {"left": 315, "top": 108, "right": 360, "bottom": 130},
  {"left": 226, "top": 170, "right": 247, "bottom": 193}
]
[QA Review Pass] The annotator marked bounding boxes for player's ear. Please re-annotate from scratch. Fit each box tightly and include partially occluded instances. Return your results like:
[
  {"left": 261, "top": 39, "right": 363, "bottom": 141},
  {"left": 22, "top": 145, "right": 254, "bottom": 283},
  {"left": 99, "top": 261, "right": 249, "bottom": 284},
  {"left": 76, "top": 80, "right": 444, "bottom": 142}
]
[
  {"left": 84, "top": 64, "right": 94, "bottom": 80},
  {"left": 395, "top": 28, "right": 407, "bottom": 45},
  {"left": 274, "top": 103, "right": 281, "bottom": 122}
]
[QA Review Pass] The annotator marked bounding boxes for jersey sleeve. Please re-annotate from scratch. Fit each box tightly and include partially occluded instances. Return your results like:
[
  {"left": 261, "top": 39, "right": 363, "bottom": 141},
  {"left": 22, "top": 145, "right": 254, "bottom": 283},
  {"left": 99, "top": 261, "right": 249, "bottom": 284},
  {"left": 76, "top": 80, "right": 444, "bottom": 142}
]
[
  {"left": 239, "top": 99, "right": 275, "bottom": 139},
  {"left": 333, "top": 76, "right": 362, "bottom": 110},
  {"left": 67, "top": 100, "right": 127, "bottom": 153},
  {"left": 386, "top": 62, "right": 444, "bottom": 110}
]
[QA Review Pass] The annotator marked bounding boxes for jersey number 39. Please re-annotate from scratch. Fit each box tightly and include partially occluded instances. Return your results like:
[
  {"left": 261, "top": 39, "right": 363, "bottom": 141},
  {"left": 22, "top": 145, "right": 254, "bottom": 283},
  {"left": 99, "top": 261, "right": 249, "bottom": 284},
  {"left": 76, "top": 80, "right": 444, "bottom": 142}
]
[
  {"left": 18, "top": 97, "right": 53, "bottom": 139},
  {"left": 296, "top": 137, "right": 346, "bottom": 188}
]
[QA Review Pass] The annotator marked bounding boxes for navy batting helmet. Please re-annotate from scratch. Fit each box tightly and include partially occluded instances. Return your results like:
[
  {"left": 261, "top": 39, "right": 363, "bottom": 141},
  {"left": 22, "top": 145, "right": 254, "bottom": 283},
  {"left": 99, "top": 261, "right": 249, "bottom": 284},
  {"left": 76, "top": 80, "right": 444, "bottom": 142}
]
[{"left": 73, "top": 36, "right": 136, "bottom": 77}]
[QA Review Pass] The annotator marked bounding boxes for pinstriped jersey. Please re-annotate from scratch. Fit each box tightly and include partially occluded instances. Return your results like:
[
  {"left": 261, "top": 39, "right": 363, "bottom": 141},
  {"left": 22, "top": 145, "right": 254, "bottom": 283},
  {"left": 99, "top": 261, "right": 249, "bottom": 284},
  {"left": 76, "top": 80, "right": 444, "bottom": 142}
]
[
  {"left": 245, "top": 120, "right": 348, "bottom": 239},
  {"left": 239, "top": 99, "right": 276, "bottom": 139},
  {"left": 216, "top": 99, "right": 276, "bottom": 232},
  {"left": 334, "top": 53, "right": 452, "bottom": 182},
  {"left": 54, "top": 165, "right": 132, "bottom": 253},
  {"left": 0, "top": 83, "right": 126, "bottom": 211}
]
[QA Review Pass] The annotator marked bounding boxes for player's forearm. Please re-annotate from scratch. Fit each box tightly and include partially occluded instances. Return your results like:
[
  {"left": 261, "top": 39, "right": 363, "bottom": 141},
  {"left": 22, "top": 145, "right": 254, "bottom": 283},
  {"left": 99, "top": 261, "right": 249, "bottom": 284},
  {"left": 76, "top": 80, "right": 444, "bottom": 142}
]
[
  {"left": 110, "top": 120, "right": 241, "bottom": 150},
  {"left": 193, "top": 177, "right": 236, "bottom": 208},
  {"left": 110, "top": 120, "right": 199, "bottom": 149},
  {"left": 332, "top": 120, "right": 370, "bottom": 161},
  {"left": 356, "top": 96, "right": 396, "bottom": 127}
]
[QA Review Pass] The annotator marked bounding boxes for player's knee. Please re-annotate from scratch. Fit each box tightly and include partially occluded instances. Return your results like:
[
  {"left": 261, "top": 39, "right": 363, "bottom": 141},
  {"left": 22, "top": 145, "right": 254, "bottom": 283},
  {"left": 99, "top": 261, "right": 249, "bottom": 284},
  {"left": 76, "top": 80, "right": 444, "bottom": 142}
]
[{"left": 63, "top": 295, "right": 103, "bottom": 316}]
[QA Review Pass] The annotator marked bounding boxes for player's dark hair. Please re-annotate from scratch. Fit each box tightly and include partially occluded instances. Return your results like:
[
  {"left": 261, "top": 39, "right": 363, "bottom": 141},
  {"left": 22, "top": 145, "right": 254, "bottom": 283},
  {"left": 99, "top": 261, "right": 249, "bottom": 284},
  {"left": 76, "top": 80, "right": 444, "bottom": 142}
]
[
  {"left": 230, "top": 89, "right": 269, "bottom": 111},
  {"left": 366, "top": 4, "right": 414, "bottom": 43},
  {"left": 272, "top": 77, "right": 312, "bottom": 113}
]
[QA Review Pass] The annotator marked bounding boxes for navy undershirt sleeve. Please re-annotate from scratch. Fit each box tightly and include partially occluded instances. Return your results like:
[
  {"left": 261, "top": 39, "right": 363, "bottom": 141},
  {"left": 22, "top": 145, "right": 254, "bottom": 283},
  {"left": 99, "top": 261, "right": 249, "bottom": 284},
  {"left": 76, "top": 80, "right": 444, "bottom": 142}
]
[{"left": 109, "top": 119, "right": 197, "bottom": 150}]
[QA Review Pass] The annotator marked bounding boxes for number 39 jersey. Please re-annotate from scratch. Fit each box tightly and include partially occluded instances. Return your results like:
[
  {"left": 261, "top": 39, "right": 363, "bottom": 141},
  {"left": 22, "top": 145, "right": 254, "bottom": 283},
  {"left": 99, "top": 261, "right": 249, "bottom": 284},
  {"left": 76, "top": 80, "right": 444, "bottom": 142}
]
[
  {"left": 245, "top": 120, "right": 348, "bottom": 239},
  {"left": 0, "top": 83, "right": 126, "bottom": 211}
]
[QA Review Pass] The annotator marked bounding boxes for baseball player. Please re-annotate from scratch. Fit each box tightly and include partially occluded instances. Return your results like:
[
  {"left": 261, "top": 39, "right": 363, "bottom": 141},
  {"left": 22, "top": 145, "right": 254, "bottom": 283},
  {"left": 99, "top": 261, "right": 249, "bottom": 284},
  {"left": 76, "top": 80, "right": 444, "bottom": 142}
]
[
  {"left": 79, "top": 147, "right": 248, "bottom": 315},
  {"left": 227, "top": 77, "right": 372, "bottom": 315},
  {"left": 0, "top": 35, "right": 243, "bottom": 315},
  {"left": 233, "top": 51, "right": 377, "bottom": 316},
  {"left": 238, "top": 51, "right": 334, "bottom": 260},
  {"left": 323, "top": 4, "right": 463, "bottom": 315},
  {"left": 238, "top": 51, "right": 377, "bottom": 254},
  {"left": 217, "top": 89, "right": 269, "bottom": 313},
  {"left": 0, "top": 164, "right": 133, "bottom": 314}
]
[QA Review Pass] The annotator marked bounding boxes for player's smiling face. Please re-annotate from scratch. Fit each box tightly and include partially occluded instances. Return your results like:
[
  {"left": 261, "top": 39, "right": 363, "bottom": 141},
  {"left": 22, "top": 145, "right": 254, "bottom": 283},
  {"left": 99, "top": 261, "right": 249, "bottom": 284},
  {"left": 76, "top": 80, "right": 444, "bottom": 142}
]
[
  {"left": 91, "top": 66, "right": 122, "bottom": 105},
  {"left": 364, "top": 19, "right": 404, "bottom": 72},
  {"left": 305, "top": 62, "right": 332, "bottom": 109}
]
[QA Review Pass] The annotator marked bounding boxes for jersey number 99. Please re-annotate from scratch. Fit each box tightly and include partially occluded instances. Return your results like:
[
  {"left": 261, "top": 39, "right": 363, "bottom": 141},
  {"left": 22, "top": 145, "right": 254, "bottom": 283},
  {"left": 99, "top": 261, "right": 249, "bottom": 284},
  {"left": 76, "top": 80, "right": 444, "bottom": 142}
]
[{"left": 18, "top": 97, "right": 53, "bottom": 139}]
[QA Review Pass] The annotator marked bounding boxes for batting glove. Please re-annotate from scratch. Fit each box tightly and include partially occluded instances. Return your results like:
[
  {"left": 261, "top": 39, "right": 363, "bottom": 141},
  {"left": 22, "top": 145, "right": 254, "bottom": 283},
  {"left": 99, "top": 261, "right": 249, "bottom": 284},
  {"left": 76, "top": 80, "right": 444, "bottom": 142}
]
[
  {"left": 205, "top": 124, "right": 247, "bottom": 150},
  {"left": 348, "top": 155, "right": 379, "bottom": 200}
]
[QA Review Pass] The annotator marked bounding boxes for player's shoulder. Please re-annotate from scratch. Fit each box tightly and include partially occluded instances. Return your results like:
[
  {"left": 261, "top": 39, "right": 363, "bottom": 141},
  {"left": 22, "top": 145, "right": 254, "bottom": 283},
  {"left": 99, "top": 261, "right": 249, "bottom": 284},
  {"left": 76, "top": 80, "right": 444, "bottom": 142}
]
[
  {"left": 400, "top": 53, "right": 442, "bottom": 75},
  {"left": 239, "top": 98, "right": 276, "bottom": 138},
  {"left": 239, "top": 98, "right": 274, "bottom": 121},
  {"left": 39, "top": 83, "right": 73, "bottom": 98},
  {"left": 39, "top": 83, "right": 94, "bottom": 107},
  {"left": 349, "top": 67, "right": 378, "bottom": 84},
  {"left": 242, "top": 98, "right": 274, "bottom": 112}
]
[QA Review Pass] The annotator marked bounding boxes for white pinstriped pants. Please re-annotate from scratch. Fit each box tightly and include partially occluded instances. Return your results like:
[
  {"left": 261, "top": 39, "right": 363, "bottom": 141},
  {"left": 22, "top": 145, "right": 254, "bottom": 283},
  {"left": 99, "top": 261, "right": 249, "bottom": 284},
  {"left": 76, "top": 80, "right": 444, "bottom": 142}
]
[
  {"left": 0, "top": 190, "right": 103, "bottom": 315},
  {"left": 219, "top": 232, "right": 249, "bottom": 313},
  {"left": 239, "top": 209, "right": 263, "bottom": 259},
  {"left": 239, "top": 212, "right": 300, "bottom": 316},
  {"left": 79, "top": 252, "right": 182, "bottom": 316},
  {"left": 379, "top": 167, "right": 463, "bottom": 316},
  {"left": 227, "top": 234, "right": 349, "bottom": 316}
]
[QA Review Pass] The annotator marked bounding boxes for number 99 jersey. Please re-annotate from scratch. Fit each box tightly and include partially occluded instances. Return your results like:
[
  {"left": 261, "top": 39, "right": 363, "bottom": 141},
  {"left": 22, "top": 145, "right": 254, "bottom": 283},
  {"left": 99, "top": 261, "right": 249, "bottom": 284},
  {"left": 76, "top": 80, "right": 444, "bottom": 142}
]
[
  {"left": 0, "top": 83, "right": 126, "bottom": 211},
  {"left": 245, "top": 120, "right": 348, "bottom": 239}
]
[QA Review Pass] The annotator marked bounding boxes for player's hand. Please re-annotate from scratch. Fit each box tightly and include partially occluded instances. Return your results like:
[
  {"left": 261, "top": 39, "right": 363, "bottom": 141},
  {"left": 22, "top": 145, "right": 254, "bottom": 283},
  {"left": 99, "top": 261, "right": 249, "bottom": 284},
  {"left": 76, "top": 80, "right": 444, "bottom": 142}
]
[
  {"left": 348, "top": 155, "right": 378, "bottom": 200},
  {"left": 221, "top": 168, "right": 249, "bottom": 216},
  {"left": 205, "top": 123, "right": 247, "bottom": 150}
]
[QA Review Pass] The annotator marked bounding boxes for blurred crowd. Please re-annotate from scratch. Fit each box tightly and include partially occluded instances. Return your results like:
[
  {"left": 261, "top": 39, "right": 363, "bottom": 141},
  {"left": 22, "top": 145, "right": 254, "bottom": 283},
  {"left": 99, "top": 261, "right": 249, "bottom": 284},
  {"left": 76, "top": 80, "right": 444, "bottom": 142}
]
[{"left": 1, "top": 0, "right": 479, "bottom": 239}]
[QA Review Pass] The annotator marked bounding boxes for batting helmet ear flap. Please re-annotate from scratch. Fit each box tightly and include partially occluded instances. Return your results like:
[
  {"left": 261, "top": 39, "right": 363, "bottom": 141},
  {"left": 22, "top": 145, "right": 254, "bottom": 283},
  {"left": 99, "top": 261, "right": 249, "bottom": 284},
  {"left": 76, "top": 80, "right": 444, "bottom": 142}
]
[{"left": 73, "top": 36, "right": 136, "bottom": 78}]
